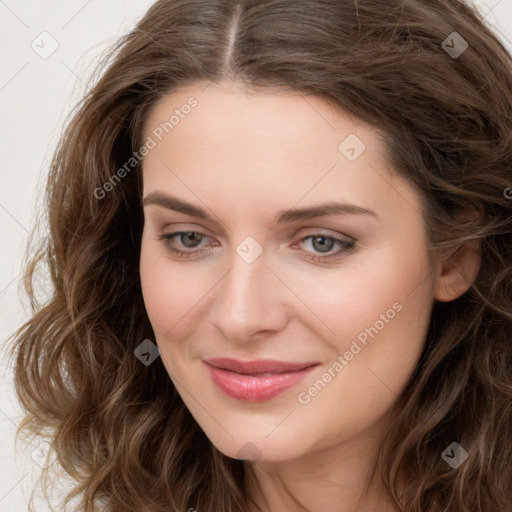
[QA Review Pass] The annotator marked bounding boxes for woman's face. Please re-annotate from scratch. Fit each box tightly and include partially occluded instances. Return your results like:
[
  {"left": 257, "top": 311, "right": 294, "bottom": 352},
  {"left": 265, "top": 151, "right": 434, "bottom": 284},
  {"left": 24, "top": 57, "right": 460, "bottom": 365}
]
[{"left": 139, "top": 81, "right": 436, "bottom": 462}]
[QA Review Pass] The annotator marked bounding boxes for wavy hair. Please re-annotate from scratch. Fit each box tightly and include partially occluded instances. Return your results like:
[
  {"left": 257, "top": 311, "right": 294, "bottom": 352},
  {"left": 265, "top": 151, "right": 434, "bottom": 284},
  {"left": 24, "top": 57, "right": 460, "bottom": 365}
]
[{"left": 5, "top": 0, "right": 512, "bottom": 510}]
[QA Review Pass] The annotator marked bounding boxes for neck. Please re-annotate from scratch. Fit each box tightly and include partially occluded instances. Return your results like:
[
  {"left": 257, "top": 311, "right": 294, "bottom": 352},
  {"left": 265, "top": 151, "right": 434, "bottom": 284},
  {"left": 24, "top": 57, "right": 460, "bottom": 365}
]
[{"left": 243, "top": 412, "right": 401, "bottom": 512}]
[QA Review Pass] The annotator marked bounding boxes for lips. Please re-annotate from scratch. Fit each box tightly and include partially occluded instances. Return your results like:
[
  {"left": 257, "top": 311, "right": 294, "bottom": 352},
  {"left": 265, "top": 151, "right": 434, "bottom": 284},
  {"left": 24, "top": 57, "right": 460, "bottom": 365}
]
[{"left": 203, "top": 358, "right": 320, "bottom": 401}]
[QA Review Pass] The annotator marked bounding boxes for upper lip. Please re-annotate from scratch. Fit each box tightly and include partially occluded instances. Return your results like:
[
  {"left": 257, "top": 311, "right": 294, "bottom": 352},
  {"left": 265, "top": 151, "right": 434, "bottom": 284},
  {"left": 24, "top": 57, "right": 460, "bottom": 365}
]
[{"left": 204, "top": 357, "right": 320, "bottom": 374}]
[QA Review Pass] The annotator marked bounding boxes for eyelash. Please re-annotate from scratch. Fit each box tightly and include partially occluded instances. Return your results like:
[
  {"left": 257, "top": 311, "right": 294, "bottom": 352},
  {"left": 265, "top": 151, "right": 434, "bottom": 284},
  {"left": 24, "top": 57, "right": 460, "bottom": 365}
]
[{"left": 158, "top": 230, "right": 356, "bottom": 262}]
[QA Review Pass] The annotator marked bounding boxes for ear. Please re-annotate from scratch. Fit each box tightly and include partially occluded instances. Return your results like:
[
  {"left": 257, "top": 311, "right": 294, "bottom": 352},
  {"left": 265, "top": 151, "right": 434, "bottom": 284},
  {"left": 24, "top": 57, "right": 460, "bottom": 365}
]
[{"left": 433, "top": 240, "right": 481, "bottom": 302}]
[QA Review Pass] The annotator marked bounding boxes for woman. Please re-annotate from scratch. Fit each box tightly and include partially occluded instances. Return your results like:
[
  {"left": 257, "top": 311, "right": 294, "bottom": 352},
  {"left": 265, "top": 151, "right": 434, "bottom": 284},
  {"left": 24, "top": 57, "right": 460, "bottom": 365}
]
[{"left": 7, "top": 0, "right": 512, "bottom": 511}]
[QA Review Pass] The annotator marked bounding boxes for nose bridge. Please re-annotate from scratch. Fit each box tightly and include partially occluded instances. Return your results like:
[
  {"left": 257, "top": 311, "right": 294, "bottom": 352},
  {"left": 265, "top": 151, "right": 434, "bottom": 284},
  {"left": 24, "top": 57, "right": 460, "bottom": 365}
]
[
  {"left": 220, "top": 248, "right": 269, "bottom": 319},
  {"left": 210, "top": 241, "right": 285, "bottom": 341}
]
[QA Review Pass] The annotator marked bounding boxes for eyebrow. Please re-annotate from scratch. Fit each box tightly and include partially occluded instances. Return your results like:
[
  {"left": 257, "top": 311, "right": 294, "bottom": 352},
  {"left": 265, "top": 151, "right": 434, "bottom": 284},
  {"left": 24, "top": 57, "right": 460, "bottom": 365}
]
[{"left": 142, "top": 191, "right": 378, "bottom": 223}]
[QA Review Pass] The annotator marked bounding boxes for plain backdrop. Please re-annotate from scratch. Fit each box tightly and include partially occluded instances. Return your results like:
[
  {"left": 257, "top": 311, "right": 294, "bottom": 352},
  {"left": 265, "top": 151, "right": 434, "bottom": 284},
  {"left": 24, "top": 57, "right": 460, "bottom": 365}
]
[{"left": 0, "top": 0, "right": 511, "bottom": 510}]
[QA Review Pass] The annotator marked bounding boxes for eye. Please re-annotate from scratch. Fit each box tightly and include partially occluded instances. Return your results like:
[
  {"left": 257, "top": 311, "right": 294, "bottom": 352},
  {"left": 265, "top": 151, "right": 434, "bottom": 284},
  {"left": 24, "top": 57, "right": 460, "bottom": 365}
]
[
  {"left": 294, "top": 233, "right": 355, "bottom": 262},
  {"left": 159, "top": 230, "right": 215, "bottom": 259},
  {"left": 158, "top": 230, "right": 356, "bottom": 262}
]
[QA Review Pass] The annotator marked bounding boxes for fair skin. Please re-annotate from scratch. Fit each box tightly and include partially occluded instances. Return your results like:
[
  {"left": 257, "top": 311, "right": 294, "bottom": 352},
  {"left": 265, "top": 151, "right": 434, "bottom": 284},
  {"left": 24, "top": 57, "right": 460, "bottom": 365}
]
[{"left": 139, "top": 81, "right": 480, "bottom": 512}]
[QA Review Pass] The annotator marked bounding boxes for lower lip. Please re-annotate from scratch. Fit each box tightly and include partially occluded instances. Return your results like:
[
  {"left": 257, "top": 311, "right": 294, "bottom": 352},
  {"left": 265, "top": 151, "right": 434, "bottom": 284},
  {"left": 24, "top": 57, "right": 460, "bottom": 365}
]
[{"left": 204, "top": 362, "right": 318, "bottom": 401}]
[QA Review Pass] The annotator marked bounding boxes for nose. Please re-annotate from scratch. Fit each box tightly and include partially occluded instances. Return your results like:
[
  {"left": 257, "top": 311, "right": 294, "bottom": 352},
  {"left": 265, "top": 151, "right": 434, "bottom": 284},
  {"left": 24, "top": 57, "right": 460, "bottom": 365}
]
[{"left": 209, "top": 248, "right": 289, "bottom": 343}]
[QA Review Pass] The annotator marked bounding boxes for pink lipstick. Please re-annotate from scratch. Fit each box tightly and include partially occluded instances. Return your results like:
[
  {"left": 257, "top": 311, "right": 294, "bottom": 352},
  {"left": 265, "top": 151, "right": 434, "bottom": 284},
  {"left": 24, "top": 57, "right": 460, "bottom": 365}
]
[{"left": 203, "top": 358, "right": 320, "bottom": 401}]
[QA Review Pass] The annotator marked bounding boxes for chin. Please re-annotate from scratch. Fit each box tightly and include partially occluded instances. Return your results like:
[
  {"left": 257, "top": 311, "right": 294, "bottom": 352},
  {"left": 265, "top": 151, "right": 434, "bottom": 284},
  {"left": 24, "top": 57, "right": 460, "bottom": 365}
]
[{"left": 202, "top": 426, "right": 308, "bottom": 463}]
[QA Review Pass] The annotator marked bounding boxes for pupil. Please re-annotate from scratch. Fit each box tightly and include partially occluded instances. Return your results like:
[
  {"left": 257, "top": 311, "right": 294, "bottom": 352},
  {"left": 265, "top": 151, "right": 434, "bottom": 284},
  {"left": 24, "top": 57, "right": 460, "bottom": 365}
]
[
  {"left": 312, "top": 236, "right": 334, "bottom": 253},
  {"left": 182, "top": 232, "right": 202, "bottom": 248}
]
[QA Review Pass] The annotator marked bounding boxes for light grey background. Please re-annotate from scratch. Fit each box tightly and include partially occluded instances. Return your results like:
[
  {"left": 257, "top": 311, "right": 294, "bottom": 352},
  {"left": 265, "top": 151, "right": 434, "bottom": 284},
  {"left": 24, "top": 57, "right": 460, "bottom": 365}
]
[{"left": 0, "top": 0, "right": 511, "bottom": 510}]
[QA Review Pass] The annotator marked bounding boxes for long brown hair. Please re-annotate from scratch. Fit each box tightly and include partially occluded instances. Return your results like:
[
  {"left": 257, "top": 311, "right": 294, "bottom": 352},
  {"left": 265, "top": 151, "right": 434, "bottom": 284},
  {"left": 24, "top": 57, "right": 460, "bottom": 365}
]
[{"left": 5, "top": 0, "right": 512, "bottom": 510}]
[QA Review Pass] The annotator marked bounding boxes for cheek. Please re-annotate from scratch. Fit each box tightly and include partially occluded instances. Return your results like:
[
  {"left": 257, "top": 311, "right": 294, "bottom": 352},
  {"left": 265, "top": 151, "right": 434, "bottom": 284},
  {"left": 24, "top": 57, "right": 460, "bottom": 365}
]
[
  {"left": 283, "top": 240, "right": 433, "bottom": 380},
  {"left": 139, "top": 238, "right": 188, "bottom": 341},
  {"left": 294, "top": 273, "right": 432, "bottom": 445},
  {"left": 308, "top": 248, "right": 433, "bottom": 402},
  {"left": 276, "top": 250, "right": 428, "bottom": 346},
  {"left": 139, "top": 239, "right": 218, "bottom": 360},
  {"left": 140, "top": 247, "right": 193, "bottom": 380}
]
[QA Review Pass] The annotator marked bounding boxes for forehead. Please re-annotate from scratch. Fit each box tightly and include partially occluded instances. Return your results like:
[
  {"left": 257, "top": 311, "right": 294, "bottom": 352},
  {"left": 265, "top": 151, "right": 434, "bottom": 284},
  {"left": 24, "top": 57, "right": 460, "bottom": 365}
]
[
  {"left": 140, "top": 82, "right": 421, "bottom": 228},
  {"left": 142, "top": 82, "right": 384, "bottom": 154}
]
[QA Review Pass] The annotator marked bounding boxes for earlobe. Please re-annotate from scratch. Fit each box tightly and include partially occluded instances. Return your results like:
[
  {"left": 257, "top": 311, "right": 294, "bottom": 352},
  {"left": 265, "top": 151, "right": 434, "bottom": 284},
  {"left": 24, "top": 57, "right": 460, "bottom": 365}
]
[{"left": 433, "top": 240, "right": 482, "bottom": 302}]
